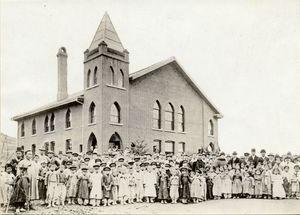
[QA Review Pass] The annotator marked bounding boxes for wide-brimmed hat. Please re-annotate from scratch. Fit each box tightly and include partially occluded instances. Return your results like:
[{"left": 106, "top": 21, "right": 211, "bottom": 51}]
[
  {"left": 81, "top": 164, "right": 88, "bottom": 170},
  {"left": 179, "top": 163, "right": 191, "bottom": 171}
]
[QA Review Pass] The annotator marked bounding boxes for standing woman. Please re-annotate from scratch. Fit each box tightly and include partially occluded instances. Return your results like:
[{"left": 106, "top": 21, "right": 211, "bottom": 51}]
[
  {"left": 179, "top": 165, "right": 191, "bottom": 204},
  {"left": 157, "top": 167, "right": 170, "bottom": 204}
]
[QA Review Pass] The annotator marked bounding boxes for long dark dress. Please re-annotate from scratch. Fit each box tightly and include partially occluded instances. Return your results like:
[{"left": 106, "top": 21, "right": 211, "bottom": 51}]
[
  {"left": 38, "top": 167, "right": 48, "bottom": 200},
  {"left": 102, "top": 174, "right": 113, "bottom": 199},
  {"left": 10, "top": 175, "right": 30, "bottom": 206},
  {"left": 206, "top": 177, "right": 214, "bottom": 200},
  {"left": 158, "top": 173, "right": 169, "bottom": 200},
  {"left": 180, "top": 173, "right": 191, "bottom": 199},
  {"left": 77, "top": 174, "right": 90, "bottom": 199}
]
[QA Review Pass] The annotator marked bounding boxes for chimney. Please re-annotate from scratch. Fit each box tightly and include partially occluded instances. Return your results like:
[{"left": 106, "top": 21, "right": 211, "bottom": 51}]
[{"left": 56, "top": 47, "right": 68, "bottom": 101}]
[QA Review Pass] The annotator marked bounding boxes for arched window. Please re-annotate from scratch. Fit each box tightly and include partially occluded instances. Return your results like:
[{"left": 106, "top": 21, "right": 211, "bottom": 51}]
[
  {"left": 178, "top": 106, "right": 185, "bottom": 132},
  {"left": 153, "top": 101, "right": 161, "bottom": 129},
  {"left": 209, "top": 119, "right": 214, "bottom": 135},
  {"left": 118, "top": 69, "right": 124, "bottom": 87},
  {"left": 110, "top": 66, "right": 115, "bottom": 85},
  {"left": 89, "top": 102, "right": 96, "bottom": 124},
  {"left": 32, "top": 144, "right": 36, "bottom": 156},
  {"left": 44, "top": 116, "right": 49, "bottom": 132},
  {"left": 32, "top": 119, "right": 36, "bottom": 135},
  {"left": 20, "top": 122, "right": 25, "bottom": 137},
  {"left": 165, "top": 103, "right": 174, "bottom": 130},
  {"left": 93, "top": 67, "right": 98, "bottom": 85},
  {"left": 110, "top": 102, "right": 121, "bottom": 123},
  {"left": 87, "top": 69, "right": 91, "bottom": 88},
  {"left": 50, "top": 113, "right": 55, "bottom": 131},
  {"left": 65, "top": 109, "right": 71, "bottom": 128}
]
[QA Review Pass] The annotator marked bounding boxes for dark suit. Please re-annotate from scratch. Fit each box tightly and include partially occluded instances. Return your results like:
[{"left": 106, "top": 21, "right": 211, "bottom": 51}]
[
  {"left": 227, "top": 157, "right": 241, "bottom": 166},
  {"left": 258, "top": 156, "right": 269, "bottom": 164},
  {"left": 248, "top": 155, "right": 259, "bottom": 167},
  {"left": 192, "top": 159, "right": 205, "bottom": 172}
]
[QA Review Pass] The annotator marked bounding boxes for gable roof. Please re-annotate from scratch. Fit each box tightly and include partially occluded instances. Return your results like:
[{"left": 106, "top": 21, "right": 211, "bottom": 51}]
[
  {"left": 129, "top": 57, "right": 223, "bottom": 118},
  {"left": 12, "top": 91, "right": 84, "bottom": 121},
  {"left": 89, "top": 12, "right": 124, "bottom": 53}
]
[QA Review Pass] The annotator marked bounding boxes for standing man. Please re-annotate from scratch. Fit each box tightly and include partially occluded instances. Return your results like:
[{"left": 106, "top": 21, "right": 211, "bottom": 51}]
[
  {"left": 258, "top": 149, "right": 269, "bottom": 164},
  {"left": 248, "top": 148, "right": 259, "bottom": 167},
  {"left": 39, "top": 147, "right": 49, "bottom": 165},
  {"left": 228, "top": 151, "right": 241, "bottom": 167},
  {"left": 9, "top": 147, "right": 24, "bottom": 175}
]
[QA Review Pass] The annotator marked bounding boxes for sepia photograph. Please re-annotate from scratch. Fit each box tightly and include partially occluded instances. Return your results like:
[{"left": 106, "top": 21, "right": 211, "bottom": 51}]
[{"left": 0, "top": 0, "right": 300, "bottom": 214}]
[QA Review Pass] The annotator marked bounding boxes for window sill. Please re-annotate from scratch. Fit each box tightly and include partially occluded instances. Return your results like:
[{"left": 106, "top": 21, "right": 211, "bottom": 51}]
[
  {"left": 208, "top": 135, "right": 214, "bottom": 138},
  {"left": 109, "top": 122, "right": 123, "bottom": 126},
  {"left": 20, "top": 136, "right": 25, "bottom": 139},
  {"left": 88, "top": 123, "right": 96, "bottom": 126},
  {"left": 152, "top": 128, "right": 164, "bottom": 132},
  {"left": 65, "top": 127, "right": 72, "bottom": 131},
  {"left": 177, "top": 131, "right": 187, "bottom": 134},
  {"left": 106, "top": 84, "right": 126, "bottom": 91},
  {"left": 45, "top": 131, "right": 55, "bottom": 134},
  {"left": 31, "top": 134, "right": 37, "bottom": 137},
  {"left": 86, "top": 84, "right": 99, "bottom": 90},
  {"left": 164, "top": 130, "right": 176, "bottom": 133}
]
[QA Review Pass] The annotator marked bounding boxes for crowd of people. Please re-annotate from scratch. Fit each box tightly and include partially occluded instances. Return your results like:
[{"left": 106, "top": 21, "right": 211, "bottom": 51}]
[{"left": 0, "top": 146, "right": 300, "bottom": 213}]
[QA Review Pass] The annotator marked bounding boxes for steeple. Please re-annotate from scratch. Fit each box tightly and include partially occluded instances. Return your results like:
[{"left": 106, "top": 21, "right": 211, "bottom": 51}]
[{"left": 89, "top": 12, "right": 124, "bottom": 53}]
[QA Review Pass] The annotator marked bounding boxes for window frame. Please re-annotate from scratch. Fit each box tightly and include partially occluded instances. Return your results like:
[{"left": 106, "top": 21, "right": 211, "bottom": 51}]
[
  {"left": 65, "top": 109, "right": 72, "bottom": 128},
  {"left": 93, "top": 67, "right": 98, "bottom": 85},
  {"left": 165, "top": 103, "right": 175, "bottom": 130},
  {"left": 89, "top": 102, "right": 96, "bottom": 124},
  {"left": 87, "top": 69, "right": 91, "bottom": 88},
  {"left": 178, "top": 106, "right": 185, "bottom": 132},
  {"left": 110, "top": 102, "right": 121, "bottom": 124}
]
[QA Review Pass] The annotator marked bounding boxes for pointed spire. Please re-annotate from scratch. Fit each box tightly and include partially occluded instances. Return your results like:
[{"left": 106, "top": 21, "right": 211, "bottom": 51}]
[{"left": 89, "top": 12, "right": 124, "bottom": 52}]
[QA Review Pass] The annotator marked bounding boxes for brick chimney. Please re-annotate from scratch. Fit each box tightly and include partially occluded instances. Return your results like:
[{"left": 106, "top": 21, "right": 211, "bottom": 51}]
[{"left": 56, "top": 47, "right": 68, "bottom": 101}]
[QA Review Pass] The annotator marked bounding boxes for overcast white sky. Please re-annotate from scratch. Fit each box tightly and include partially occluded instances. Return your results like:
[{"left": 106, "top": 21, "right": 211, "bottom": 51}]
[{"left": 1, "top": 0, "right": 300, "bottom": 154}]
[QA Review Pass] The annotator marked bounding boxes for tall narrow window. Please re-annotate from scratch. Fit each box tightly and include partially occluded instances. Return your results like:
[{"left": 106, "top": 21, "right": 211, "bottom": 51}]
[
  {"left": 65, "top": 139, "right": 72, "bottom": 152},
  {"left": 110, "top": 102, "right": 121, "bottom": 123},
  {"left": 79, "top": 144, "right": 83, "bottom": 153},
  {"left": 110, "top": 66, "right": 115, "bottom": 85},
  {"left": 44, "top": 142, "right": 49, "bottom": 155},
  {"left": 153, "top": 101, "right": 161, "bottom": 129},
  {"left": 153, "top": 139, "right": 162, "bottom": 153},
  {"left": 32, "top": 144, "right": 36, "bottom": 156},
  {"left": 50, "top": 141, "right": 55, "bottom": 152},
  {"left": 44, "top": 116, "right": 49, "bottom": 132},
  {"left": 209, "top": 120, "right": 214, "bottom": 135},
  {"left": 32, "top": 119, "right": 36, "bottom": 135},
  {"left": 165, "top": 141, "right": 175, "bottom": 155},
  {"left": 93, "top": 67, "right": 98, "bottom": 85},
  {"left": 50, "top": 113, "right": 55, "bottom": 131},
  {"left": 87, "top": 69, "right": 91, "bottom": 88},
  {"left": 20, "top": 122, "right": 25, "bottom": 137},
  {"left": 89, "top": 102, "right": 96, "bottom": 124},
  {"left": 118, "top": 69, "right": 124, "bottom": 87},
  {"left": 178, "top": 106, "right": 185, "bottom": 132},
  {"left": 165, "top": 103, "right": 174, "bottom": 130},
  {"left": 178, "top": 142, "right": 185, "bottom": 153},
  {"left": 65, "top": 109, "right": 71, "bottom": 128}
]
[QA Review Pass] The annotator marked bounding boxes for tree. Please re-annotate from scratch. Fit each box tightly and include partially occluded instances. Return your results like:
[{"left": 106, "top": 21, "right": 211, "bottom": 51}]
[{"left": 130, "top": 138, "right": 149, "bottom": 155}]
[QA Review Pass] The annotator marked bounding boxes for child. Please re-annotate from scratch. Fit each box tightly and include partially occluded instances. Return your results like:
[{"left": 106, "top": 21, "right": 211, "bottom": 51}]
[
  {"left": 89, "top": 164, "right": 103, "bottom": 206},
  {"left": 143, "top": 166, "right": 157, "bottom": 203},
  {"left": 134, "top": 165, "right": 144, "bottom": 203},
  {"left": 271, "top": 168, "right": 286, "bottom": 199},
  {"left": 46, "top": 164, "right": 58, "bottom": 207},
  {"left": 242, "top": 171, "right": 254, "bottom": 198},
  {"left": 102, "top": 166, "right": 113, "bottom": 206},
  {"left": 157, "top": 167, "right": 169, "bottom": 204},
  {"left": 128, "top": 167, "right": 136, "bottom": 204},
  {"left": 118, "top": 167, "right": 129, "bottom": 205},
  {"left": 77, "top": 165, "right": 90, "bottom": 205},
  {"left": 190, "top": 170, "right": 202, "bottom": 203},
  {"left": 212, "top": 167, "right": 222, "bottom": 200},
  {"left": 169, "top": 170, "right": 180, "bottom": 203},
  {"left": 282, "top": 166, "right": 292, "bottom": 198},
  {"left": 5, "top": 164, "right": 16, "bottom": 204},
  {"left": 38, "top": 161, "right": 48, "bottom": 205},
  {"left": 232, "top": 169, "right": 242, "bottom": 198},
  {"left": 291, "top": 165, "right": 300, "bottom": 199},
  {"left": 0, "top": 164, "right": 8, "bottom": 207},
  {"left": 223, "top": 169, "right": 232, "bottom": 199},
  {"left": 66, "top": 165, "right": 78, "bottom": 205},
  {"left": 56, "top": 165, "right": 67, "bottom": 206},
  {"left": 254, "top": 169, "right": 263, "bottom": 198},
  {"left": 179, "top": 165, "right": 191, "bottom": 204},
  {"left": 10, "top": 164, "right": 30, "bottom": 213},
  {"left": 262, "top": 164, "right": 272, "bottom": 199},
  {"left": 111, "top": 170, "right": 119, "bottom": 205}
]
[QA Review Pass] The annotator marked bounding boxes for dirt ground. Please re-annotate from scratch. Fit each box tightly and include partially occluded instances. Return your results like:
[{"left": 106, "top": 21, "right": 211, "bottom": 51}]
[{"left": 1, "top": 199, "right": 300, "bottom": 214}]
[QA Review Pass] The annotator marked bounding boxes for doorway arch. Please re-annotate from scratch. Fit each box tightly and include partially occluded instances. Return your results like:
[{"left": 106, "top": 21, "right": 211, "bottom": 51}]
[
  {"left": 88, "top": 133, "right": 97, "bottom": 152},
  {"left": 109, "top": 132, "right": 122, "bottom": 150}
]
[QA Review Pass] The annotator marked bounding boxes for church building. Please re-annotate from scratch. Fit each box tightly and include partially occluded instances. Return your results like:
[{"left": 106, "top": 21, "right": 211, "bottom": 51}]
[{"left": 12, "top": 12, "right": 223, "bottom": 155}]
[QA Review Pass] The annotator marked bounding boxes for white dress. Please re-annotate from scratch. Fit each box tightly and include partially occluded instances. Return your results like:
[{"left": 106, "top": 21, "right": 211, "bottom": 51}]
[
  {"left": 89, "top": 172, "right": 103, "bottom": 199},
  {"left": 143, "top": 171, "right": 156, "bottom": 197},
  {"left": 118, "top": 174, "right": 129, "bottom": 197},
  {"left": 271, "top": 174, "right": 286, "bottom": 198}
]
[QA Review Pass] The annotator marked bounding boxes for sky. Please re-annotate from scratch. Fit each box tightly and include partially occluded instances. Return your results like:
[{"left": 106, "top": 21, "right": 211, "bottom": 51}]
[{"left": 1, "top": 0, "right": 300, "bottom": 154}]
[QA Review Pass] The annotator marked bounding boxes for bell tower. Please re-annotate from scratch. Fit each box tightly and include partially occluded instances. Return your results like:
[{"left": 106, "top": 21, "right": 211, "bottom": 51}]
[{"left": 82, "top": 12, "right": 129, "bottom": 153}]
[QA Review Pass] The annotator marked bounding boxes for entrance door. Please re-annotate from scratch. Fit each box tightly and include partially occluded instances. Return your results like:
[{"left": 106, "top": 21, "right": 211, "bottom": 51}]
[
  {"left": 88, "top": 133, "right": 97, "bottom": 152},
  {"left": 109, "top": 132, "right": 122, "bottom": 150}
]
